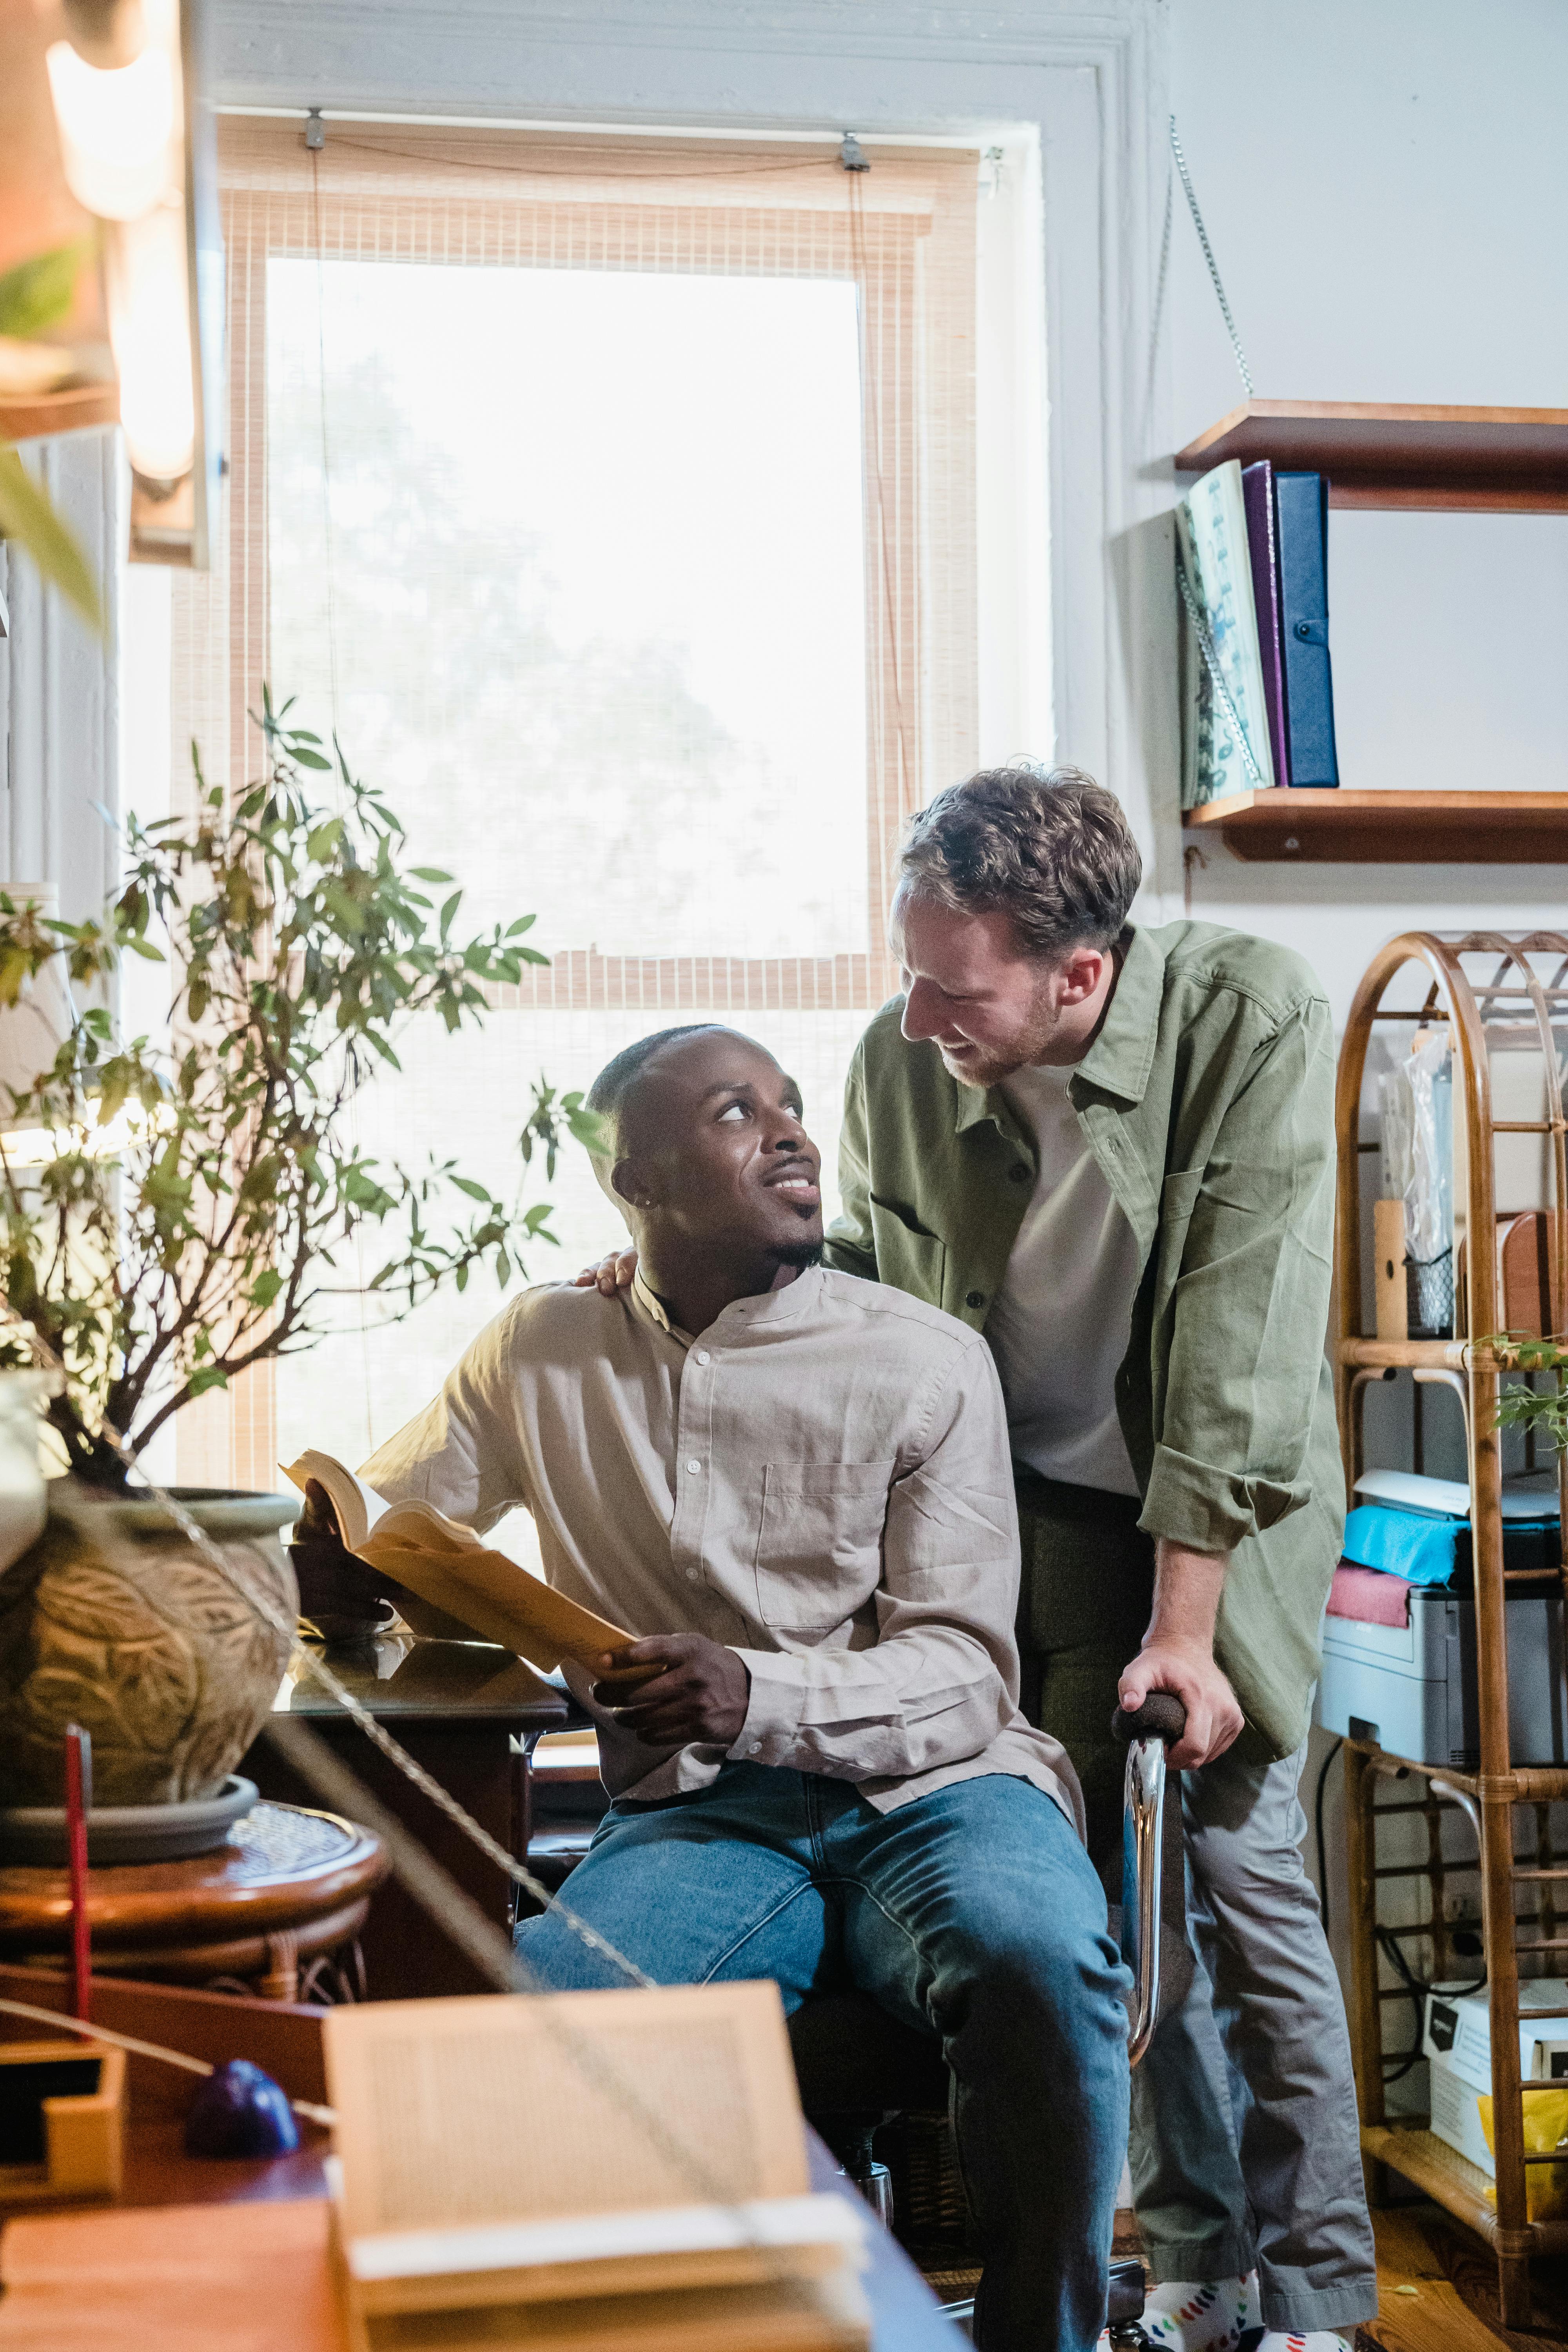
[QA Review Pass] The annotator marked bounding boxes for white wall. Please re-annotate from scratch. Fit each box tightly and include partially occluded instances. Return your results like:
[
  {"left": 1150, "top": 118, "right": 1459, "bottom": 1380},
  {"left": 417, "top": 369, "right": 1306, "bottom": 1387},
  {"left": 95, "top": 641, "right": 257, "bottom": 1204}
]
[{"left": 1169, "top": 0, "right": 1568, "bottom": 1028}]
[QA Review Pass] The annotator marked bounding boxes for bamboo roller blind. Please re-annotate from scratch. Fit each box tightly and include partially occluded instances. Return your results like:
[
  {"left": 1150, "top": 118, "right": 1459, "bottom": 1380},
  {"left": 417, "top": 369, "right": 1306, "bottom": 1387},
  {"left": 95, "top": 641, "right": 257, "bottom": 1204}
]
[{"left": 170, "top": 118, "right": 980, "bottom": 1487}]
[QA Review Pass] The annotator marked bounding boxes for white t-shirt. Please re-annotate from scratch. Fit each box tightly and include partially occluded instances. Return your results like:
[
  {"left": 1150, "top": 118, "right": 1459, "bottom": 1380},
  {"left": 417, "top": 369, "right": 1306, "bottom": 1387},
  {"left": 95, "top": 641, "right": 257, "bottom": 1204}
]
[{"left": 985, "top": 1060, "right": 1143, "bottom": 1496}]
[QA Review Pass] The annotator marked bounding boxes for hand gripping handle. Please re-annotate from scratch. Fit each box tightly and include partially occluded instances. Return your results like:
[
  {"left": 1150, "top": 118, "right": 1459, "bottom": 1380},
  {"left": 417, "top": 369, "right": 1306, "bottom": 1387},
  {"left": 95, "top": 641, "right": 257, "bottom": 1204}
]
[{"left": 1111, "top": 1692, "right": 1188, "bottom": 1747}]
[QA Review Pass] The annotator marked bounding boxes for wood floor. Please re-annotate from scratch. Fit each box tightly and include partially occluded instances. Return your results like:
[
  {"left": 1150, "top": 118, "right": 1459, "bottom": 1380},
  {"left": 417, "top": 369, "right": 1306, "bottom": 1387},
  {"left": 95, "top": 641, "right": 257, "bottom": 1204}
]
[{"left": 1357, "top": 2205, "right": 1568, "bottom": 2352}]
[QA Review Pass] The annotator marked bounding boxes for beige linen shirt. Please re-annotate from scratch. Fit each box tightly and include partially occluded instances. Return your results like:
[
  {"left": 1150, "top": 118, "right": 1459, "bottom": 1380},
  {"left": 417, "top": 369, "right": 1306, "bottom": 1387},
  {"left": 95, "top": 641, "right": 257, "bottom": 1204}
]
[{"left": 361, "top": 1263, "right": 1082, "bottom": 1830}]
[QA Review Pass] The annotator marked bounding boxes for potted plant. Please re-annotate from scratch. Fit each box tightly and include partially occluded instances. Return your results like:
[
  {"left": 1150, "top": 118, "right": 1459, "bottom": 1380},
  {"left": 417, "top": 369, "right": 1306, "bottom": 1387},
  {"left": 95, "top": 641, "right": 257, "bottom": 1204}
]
[{"left": 0, "top": 693, "right": 593, "bottom": 1824}]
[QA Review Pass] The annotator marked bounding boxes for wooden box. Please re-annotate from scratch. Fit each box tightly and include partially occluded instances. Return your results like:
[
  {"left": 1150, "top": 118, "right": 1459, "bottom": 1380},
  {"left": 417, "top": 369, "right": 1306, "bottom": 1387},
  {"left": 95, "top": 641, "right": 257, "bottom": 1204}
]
[{"left": 0, "top": 2040, "right": 125, "bottom": 2202}]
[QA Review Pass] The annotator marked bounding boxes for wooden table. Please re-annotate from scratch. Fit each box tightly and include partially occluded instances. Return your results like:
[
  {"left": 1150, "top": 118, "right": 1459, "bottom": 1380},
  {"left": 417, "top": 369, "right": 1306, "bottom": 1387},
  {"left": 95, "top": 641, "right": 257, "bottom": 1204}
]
[
  {"left": 0, "top": 1969, "right": 962, "bottom": 2351},
  {"left": 0, "top": 1806, "right": 386, "bottom": 2002},
  {"left": 244, "top": 1636, "right": 569, "bottom": 2000}
]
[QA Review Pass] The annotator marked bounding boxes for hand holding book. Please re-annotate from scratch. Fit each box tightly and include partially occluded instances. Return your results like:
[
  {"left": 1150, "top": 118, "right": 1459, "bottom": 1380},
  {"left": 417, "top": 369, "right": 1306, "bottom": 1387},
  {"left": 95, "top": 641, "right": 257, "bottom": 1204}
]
[
  {"left": 592, "top": 1635, "right": 752, "bottom": 1748},
  {"left": 283, "top": 1450, "right": 662, "bottom": 1685}
]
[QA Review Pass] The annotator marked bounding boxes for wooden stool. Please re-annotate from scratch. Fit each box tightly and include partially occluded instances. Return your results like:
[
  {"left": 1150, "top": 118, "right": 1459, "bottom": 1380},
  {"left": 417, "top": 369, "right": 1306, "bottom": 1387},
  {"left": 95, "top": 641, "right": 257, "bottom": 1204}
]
[{"left": 0, "top": 1803, "right": 388, "bottom": 2002}]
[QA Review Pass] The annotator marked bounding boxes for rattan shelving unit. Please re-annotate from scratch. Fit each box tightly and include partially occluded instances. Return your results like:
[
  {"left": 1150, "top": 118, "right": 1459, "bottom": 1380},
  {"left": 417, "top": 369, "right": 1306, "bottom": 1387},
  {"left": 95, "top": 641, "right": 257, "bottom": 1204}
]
[{"left": 1335, "top": 930, "right": 1568, "bottom": 2326}]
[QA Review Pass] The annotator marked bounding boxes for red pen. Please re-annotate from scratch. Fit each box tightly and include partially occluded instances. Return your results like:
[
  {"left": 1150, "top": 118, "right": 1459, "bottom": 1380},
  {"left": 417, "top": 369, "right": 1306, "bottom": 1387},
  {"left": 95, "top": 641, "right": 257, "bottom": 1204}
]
[{"left": 63, "top": 1724, "right": 92, "bottom": 2023}]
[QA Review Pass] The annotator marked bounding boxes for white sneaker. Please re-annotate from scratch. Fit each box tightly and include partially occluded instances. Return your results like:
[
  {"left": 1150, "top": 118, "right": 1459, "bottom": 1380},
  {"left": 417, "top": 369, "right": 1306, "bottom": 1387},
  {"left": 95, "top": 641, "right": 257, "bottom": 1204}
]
[{"left": 1098, "top": 2273, "right": 1256, "bottom": 2350}]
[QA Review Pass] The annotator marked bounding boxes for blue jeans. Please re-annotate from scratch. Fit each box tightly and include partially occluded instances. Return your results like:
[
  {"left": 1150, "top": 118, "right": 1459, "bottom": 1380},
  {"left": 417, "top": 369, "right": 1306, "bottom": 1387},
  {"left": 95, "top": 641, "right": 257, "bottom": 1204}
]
[{"left": 517, "top": 1761, "right": 1131, "bottom": 2352}]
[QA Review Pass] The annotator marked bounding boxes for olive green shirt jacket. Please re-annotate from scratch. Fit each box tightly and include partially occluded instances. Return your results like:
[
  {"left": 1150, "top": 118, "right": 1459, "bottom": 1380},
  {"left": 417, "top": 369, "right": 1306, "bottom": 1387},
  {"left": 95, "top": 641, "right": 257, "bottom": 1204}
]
[{"left": 824, "top": 918, "right": 1345, "bottom": 1764}]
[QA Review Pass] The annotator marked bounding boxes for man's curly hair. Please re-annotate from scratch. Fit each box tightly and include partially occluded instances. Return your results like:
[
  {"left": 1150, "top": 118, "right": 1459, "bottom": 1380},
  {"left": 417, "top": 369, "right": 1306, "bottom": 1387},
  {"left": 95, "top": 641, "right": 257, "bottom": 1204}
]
[{"left": 897, "top": 764, "right": 1141, "bottom": 958}]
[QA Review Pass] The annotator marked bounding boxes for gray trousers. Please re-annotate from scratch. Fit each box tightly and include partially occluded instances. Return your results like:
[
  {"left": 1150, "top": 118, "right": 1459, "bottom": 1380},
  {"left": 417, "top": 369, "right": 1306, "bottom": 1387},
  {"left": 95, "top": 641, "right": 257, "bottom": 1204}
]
[
  {"left": 1131, "top": 1741, "right": 1377, "bottom": 2335},
  {"left": 1015, "top": 1470, "right": 1376, "bottom": 2336}
]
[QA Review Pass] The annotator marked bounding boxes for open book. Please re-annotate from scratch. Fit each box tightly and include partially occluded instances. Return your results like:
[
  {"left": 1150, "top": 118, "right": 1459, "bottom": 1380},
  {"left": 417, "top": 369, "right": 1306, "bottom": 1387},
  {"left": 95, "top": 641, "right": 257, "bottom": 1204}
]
[
  {"left": 323, "top": 1983, "right": 869, "bottom": 2352},
  {"left": 283, "top": 1450, "right": 635, "bottom": 1677}
]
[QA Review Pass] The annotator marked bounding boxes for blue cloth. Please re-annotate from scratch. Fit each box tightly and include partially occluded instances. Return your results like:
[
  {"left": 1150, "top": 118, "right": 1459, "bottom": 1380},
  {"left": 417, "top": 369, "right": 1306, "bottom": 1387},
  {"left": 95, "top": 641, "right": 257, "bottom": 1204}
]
[
  {"left": 1342, "top": 1501, "right": 1560, "bottom": 1587},
  {"left": 1341, "top": 1503, "right": 1463, "bottom": 1586},
  {"left": 517, "top": 1760, "right": 1131, "bottom": 2352}
]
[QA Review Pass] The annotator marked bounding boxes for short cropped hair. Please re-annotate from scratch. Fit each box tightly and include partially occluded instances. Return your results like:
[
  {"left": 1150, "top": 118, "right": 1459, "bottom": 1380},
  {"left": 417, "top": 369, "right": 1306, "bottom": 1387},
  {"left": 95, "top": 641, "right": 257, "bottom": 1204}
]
[
  {"left": 897, "top": 764, "right": 1141, "bottom": 959},
  {"left": 584, "top": 1024, "right": 726, "bottom": 1162}
]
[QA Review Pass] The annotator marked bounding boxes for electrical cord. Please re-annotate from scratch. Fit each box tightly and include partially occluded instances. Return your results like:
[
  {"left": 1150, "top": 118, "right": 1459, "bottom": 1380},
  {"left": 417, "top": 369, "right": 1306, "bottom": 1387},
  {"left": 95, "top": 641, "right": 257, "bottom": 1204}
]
[{"left": 1312, "top": 1736, "right": 1486, "bottom": 2082}]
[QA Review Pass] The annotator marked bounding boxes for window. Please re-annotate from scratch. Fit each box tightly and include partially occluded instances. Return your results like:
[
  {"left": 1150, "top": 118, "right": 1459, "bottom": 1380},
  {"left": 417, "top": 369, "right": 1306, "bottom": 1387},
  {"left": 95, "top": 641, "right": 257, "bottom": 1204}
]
[{"left": 169, "top": 122, "right": 979, "bottom": 1492}]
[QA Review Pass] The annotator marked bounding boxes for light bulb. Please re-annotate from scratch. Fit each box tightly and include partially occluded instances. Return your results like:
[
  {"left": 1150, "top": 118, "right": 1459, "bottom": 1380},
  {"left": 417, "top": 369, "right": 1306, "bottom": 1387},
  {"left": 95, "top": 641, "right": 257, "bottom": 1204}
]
[
  {"left": 45, "top": 37, "right": 179, "bottom": 222},
  {"left": 105, "top": 205, "right": 194, "bottom": 483}
]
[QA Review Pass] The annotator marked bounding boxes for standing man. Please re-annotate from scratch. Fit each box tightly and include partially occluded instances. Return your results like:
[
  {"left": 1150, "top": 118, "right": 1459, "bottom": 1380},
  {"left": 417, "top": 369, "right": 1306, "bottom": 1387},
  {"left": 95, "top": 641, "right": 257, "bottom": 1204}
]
[{"left": 826, "top": 766, "right": 1374, "bottom": 2352}]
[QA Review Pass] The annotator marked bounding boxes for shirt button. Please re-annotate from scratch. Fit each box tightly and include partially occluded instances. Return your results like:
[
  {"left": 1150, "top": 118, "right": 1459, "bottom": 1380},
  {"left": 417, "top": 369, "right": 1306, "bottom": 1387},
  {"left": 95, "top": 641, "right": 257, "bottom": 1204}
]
[
  {"left": 686, "top": 1566, "right": 701, "bottom": 1583},
  {"left": 965, "top": 1290, "right": 985, "bottom": 1309},
  {"left": 1010, "top": 1164, "right": 1031, "bottom": 1183},
  {"left": 686, "top": 1459, "right": 702, "bottom": 1474},
  {"left": 694, "top": 1349, "right": 710, "bottom": 1365}
]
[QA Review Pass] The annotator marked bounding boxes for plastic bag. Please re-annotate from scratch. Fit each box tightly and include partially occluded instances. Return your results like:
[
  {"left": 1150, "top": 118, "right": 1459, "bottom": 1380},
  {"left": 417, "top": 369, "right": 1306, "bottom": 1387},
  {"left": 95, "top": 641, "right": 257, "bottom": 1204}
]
[
  {"left": 1380, "top": 1027, "right": 1454, "bottom": 1270},
  {"left": 1479, "top": 2084, "right": 1568, "bottom": 2220}
]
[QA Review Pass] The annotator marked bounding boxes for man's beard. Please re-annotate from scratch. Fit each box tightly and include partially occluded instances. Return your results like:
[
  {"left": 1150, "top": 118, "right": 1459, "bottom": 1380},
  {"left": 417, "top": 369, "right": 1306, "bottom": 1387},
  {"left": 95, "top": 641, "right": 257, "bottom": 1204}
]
[
  {"left": 936, "top": 977, "right": 1059, "bottom": 1090},
  {"left": 769, "top": 1238, "right": 825, "bottom": 1272}
]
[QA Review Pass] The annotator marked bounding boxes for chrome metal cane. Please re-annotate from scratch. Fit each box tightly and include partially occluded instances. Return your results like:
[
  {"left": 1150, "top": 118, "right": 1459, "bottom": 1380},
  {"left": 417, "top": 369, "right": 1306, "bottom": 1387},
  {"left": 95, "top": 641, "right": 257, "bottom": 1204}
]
[{"left": 1103, "top": 1691, "right": 1189, "bottom": 2350}]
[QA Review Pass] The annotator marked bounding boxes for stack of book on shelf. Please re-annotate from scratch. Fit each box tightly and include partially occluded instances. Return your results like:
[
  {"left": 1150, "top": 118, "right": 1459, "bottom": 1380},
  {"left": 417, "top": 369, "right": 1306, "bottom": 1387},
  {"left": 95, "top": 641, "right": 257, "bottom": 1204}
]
[
  {"left": 1176, "top": 456, "right": 1340, "bottom": 809},
  {"left": 323, "top": 1981, "right": 871, "bottom": 2352}
]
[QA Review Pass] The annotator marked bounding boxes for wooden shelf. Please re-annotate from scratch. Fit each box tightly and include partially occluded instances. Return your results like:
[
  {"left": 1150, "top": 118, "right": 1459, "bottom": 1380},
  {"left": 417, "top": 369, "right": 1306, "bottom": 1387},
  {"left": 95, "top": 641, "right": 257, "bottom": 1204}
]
[
  {"left": 0, "top": 382, "right": 118, "bottom": 444},
  {"left": 1363, "top": 2122, "right": 1568, "bottom": 2257},
  {"left": 1174, "top": 400, "right": 1568, "bottom": 512},
  {"left": 1183, "top": 788, "right": 1568, "bottom": 864},
  {"left": 1338, "top": 1337, "right": 1471, "bottom": 1371}
]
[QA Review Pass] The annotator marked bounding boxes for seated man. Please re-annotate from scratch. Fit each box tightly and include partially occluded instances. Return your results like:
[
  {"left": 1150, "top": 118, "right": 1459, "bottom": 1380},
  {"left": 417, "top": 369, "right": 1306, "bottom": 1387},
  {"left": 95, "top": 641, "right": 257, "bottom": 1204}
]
[{"left": 299, "top": 1023, "right": 1129, "bottom": 2352}]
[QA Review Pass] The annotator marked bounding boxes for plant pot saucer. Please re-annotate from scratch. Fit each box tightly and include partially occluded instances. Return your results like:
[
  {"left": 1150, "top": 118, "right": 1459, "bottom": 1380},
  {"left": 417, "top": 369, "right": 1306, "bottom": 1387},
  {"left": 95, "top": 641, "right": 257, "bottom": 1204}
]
[{"left": 0, "top": 1774, "right": 259, "bottom": 1866}]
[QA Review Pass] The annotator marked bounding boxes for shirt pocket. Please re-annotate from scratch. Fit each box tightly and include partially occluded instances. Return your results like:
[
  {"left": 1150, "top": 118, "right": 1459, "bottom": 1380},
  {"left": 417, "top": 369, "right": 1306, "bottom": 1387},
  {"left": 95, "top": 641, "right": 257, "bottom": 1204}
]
[{"left": 753, "top": 1459, "right": 897, "bottom": 1632}]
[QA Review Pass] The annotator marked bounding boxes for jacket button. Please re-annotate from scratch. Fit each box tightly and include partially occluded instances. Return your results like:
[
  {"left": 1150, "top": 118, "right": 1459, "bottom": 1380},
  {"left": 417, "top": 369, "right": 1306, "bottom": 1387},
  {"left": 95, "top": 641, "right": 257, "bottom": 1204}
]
[{"left": 965, "top": 1290, "right": 985, "bottom": 1309}]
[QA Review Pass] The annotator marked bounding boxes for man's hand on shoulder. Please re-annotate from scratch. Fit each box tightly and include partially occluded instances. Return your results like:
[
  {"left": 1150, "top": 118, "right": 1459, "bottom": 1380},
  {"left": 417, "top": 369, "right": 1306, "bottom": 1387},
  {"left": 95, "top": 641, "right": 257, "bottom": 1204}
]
[
  {"left": 572, "top": 1248, "right": 638, "bottom": 1298},
  {"left": 592, "top": 1633, "right": 750, "bottom": 1750}
]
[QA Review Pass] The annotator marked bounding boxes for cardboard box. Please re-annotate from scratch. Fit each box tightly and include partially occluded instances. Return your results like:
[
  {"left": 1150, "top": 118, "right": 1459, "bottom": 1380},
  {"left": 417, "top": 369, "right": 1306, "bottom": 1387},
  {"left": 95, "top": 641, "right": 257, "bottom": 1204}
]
[
  {"left": 1423, "top": 1982, "right": 1568, "bottom": 2096},
  {"left": 1428, "top": 2050, "right": 1495, "bottom": 2174}
]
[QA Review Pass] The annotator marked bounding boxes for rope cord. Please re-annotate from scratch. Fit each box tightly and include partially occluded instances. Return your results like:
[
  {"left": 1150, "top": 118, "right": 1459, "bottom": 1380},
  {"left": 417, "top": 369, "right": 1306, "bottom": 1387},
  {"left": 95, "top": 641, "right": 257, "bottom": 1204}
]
[
  {"left": 1169, "top": 116, "right": 1253, "bottom": 398},
  {"left": 0, "top": 1994, "right": 336, "bottom": 2125}
]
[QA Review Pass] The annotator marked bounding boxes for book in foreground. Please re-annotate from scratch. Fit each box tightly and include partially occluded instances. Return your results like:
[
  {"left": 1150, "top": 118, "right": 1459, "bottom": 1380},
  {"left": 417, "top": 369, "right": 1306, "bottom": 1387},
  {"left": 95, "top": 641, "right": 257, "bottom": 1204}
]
[
  {"left": 323, "top": 1981, "right": 870, "bottom": 2352},
  {"left": 283, "top": 1450, "right": 633, "bottom": 1675}
]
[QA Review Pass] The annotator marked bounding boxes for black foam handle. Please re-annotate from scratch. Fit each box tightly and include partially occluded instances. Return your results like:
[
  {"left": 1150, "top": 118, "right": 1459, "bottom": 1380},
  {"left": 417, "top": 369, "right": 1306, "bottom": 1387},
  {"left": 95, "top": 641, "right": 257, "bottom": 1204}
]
[{"left": 1111, "top": 1692, "right": 1189, "bottom": 1746}]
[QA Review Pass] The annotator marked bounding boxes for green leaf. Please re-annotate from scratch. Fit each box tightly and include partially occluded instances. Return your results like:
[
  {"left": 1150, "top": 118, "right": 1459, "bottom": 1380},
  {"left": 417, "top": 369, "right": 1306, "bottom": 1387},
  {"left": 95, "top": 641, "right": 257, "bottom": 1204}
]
[
  {"left": 411, "top": 869, "right": 454, "bottom": 884},
  {"left": 0, "top": 446, "right": 103, "bottom": 633},
  {"left": 249, "top": 1269, "right": 284, "bottom": 1308},
  {"left": 186, "top": 1364, "right": 230, "bottom": 1398},
  {"left": 291, "top": 746, "right": 333, "bottom": 771},
  {"left": 449, "top": 1175, "right": 491, "bottom": 1202},
  {"left": 0, "top": 243, "right": 90, "bottom": 341}
]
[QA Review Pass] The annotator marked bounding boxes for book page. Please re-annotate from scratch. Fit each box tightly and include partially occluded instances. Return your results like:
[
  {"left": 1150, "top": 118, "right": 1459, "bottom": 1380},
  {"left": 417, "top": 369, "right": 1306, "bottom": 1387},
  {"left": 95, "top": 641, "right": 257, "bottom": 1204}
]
[
  {"left": 285, "top": 1450, "right": 384, "bottom": 1551},
  {"left": 326, "top": 1986, "right": 808, "bottom": 2245},
  {"left": 283, "top": 1453, "right": 637, "bottom": 1672}
]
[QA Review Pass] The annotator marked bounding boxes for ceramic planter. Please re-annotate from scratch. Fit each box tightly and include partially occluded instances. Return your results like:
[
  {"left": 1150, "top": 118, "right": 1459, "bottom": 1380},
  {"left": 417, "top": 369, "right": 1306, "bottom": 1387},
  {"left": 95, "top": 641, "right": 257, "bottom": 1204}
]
[{"left": 0, "top": 1484, "right": 298, "bottom": 1808}]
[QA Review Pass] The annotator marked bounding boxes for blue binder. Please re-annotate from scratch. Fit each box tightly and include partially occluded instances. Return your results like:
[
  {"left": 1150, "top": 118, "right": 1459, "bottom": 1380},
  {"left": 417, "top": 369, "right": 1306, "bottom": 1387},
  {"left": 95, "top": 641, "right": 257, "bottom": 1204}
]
[{"left": 1274, "top": 471, "right": 1340, "bottom": 787}]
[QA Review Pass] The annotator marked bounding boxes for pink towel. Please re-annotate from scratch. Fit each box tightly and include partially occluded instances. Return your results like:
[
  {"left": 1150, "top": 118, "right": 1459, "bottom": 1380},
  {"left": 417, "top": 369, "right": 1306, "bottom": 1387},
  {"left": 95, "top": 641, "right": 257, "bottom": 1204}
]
[{"left": 1328, "top": 1562, "right": 1410, "bottom": 1629}]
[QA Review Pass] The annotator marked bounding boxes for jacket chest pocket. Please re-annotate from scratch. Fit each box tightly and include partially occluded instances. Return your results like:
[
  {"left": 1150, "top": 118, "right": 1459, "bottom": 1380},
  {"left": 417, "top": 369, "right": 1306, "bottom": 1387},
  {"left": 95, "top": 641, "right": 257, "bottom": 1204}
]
[
  {"left": 869, "top": 1198, "right": 947, "bottom": 1309},
  {"left": 753, "top": 1459, "right": 896, "bottom": 1631}
]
